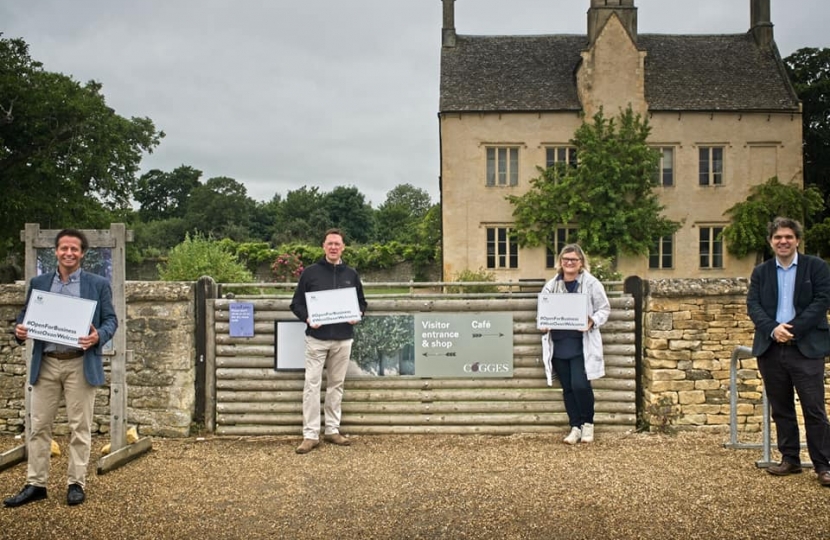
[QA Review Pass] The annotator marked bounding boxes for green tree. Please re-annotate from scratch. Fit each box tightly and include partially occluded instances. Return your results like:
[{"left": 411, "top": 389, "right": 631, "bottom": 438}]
[
  {"left": 508, "top": 107, "right": 679, "bottom": 262},
  {"left": 184, "top": 176, "right": 256, "bottom": 240},
  {"left": 323, "top": 185, "right": 374, "bottom": 244},
  {"left": 249, "top": 194, "right": 281, "bottom": 242},
  {"left": 135, "top": 165, "right": 201, "bottom": 222},
  {"left": 785, "top": 48, "right": 830, "bottom": 197},
  {"left": 375, "top": 184, "right": 432, "bottom": 243},
  {"left": 0, "top": 36, "right": 163, "bottom": 257},
  {"left": 273, "top": 185, "right": 330, "bottom": 244},
  {"left": 158, "top": 233, "right": 254, "bottom": 283},
  {"left": 722, "top": 177, "right": 824, "bottom": 261}
]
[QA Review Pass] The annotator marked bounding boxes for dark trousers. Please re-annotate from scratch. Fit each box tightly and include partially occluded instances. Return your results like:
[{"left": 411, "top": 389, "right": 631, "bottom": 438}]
[
  {"left": 758, "top": 342, "right": 830, "bottom": 472},
  {"left": 552, "top": 354, "right": 594, "bottom": 428}
]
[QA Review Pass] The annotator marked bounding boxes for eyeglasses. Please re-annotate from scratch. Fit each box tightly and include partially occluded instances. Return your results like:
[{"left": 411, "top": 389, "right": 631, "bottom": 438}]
[{"left": 560, "top": 257, "right": 581, "bottom": 264}]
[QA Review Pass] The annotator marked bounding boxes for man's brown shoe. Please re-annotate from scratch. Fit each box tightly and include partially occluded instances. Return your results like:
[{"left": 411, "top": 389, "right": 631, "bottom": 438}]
[
  {"left": 295, "top": 438, "right": 319, "bottom": 454},
  {"left": 818, "top": 471, "right": 830, "bottom": 487},
  {"left": 324, "top": 433, "right": 351, "bottom": 446},
  {"left": 767, "top": 461, "right": 803, "bottom": 476}
]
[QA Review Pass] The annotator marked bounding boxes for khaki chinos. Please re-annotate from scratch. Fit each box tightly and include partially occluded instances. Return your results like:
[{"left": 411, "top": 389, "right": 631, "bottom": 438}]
[
  {"left": 27, "top": 355, "right": 96, "bottom": 488},
  {"left": 302, "top": 336, "right": 352, "bottom": 440}
]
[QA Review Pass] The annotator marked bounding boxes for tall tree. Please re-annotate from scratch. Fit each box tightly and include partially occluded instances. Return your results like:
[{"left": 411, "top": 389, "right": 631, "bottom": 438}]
[
  {"left": 184, "top": 176, "right": 255, "bottom": 240},
  {"left": 785, "top": 48, "right": 830, "bottom": 198},
  {"left": 722, "top": 177, "right": 824, "bottom": 261},
  {"left": 508, "top": 107, "right": 679, "bottom": 261},
  {"left": 0, "top": 36, "right": 163, "bottom": 257},
  {"left": 274, "top": 185, "right": 330, "bottom": 244},
  {"left": 322, "top": 185, "right": 374, "bottom": 244},
  {"left": 135, "top": 165, "right": 202, "bottom": 222},
  {"left": 375, "top": 183, "right": 433, "bottom": 243}
]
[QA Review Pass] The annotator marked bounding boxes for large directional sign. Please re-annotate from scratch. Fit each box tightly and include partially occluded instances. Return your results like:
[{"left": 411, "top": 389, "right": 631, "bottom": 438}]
[{"left": 414, "top": 313, "right": 513, "bottom": 378}]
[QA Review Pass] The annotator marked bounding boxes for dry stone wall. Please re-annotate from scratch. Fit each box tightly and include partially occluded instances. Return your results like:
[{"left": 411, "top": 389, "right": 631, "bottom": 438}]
[
  {"left": 0, "top": 282, "right": 195, "bottom": 438},
  {"left": 642, "top": 278, "right": 830, "bottom": 432}
]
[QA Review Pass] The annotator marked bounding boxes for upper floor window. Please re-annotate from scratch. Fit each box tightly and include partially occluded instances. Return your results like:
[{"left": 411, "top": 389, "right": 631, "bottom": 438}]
[
  {"left": 486, "top": 227, "right": 518, "bottom": 269},
  {"left": 486, "top": 147, "right": 519, "bottom": 187},
  {"left": 545, "top": 146, "right": 578, "bottom": 169},
  {"left": 546, "top": 226, "right": 578, "bottom": 268},
  {"left": 699, "top": 147, "right": 724, "bottom": 186},
  {"left": 652, "top": 147, "right": 674, "bottom": 187},
  {"left": 649, "top": 235, "right": 673, "bottom": 269},
  {"left": 699, "top": 226, "right": 724, "bottom": 269}
]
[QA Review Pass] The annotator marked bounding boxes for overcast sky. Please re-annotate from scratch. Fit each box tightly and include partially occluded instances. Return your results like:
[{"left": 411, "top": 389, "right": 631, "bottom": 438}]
[{"left": 3, "top": 0, "right": 829, "bottom": 208}]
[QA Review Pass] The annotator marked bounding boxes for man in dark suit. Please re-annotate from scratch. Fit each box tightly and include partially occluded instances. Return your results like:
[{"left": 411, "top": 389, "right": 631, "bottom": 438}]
[
  {"left": 4, "top": 229, "right": 118, "bottom": 507},
  {"left": 747, "top": 217, "right": 830, "bottom": 488}
]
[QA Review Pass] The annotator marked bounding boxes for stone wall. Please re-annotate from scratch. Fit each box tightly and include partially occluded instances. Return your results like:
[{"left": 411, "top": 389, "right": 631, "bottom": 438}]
[
  {"left": 642, "top": 278, "right": 830, "bottom": 432},
  {"left": 0, "top": 282, "right": 195, "bottom": 438}
]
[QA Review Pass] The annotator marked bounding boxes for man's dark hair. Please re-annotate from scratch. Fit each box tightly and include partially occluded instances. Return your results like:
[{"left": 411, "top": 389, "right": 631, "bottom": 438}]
[
  {"left": 55, "top": 229, "right": 89, "bottom": 252},
  {"left": 767, "top": 217, "right": 803, "bottom": 240},
  {"left": 322, "top": 228, "right": 346, "bottom": 244}
]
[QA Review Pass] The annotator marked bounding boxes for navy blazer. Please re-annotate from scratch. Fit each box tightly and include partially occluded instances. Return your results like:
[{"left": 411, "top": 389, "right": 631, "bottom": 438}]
[
  {"left": 17, "top": 270, "right": 118, "bottom": 386},
  {"left": 747, "top": 253, "right": 830, "bottom": 359}
]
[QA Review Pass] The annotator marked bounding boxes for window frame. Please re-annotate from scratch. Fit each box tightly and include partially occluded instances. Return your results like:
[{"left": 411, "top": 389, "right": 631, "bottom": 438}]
[
  {"left": 544, "top": 146, "right": 578, "bottom": 170},
  {"left": 486, "top": 226, "right": 519, "bottom": 269},
  {"left": 652, "top": 146, "right": 674, "bottom": 187},
  {"left": 698, "top": 146, "right": 724, "bottom": 186},
  {"left": 486, "top": 146, "right": 520, "bottom": 187},
  {"left": 699, "top": 226, "right": 725, "bottom": 269},
  {"left": 649, "top": 235, "right": 674, "bottom": 269}
]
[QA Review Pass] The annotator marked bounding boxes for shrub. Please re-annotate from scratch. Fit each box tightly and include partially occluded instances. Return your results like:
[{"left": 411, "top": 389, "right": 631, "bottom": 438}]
[
  {"left": 158, "top": 233, "right": 254, "bottom": 283},
  {"left": 446, "top": 268, "right": 499, "bottom": 293},
  {"left": 271, "top": 252, "right": 305, "bottom": 282}
]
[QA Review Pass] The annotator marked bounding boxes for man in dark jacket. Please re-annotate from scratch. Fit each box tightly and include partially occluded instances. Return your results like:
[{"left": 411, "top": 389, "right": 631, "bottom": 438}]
[
  {"left": 747, "top": 216, "right": 830, "bottom": 488},
  {"left": 290, "top": 228, "right": 367, "bottom": 454}
]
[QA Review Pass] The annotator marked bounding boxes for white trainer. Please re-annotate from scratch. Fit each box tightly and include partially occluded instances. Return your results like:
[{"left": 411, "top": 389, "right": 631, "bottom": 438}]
[
  {"left": 581, "top": 423, "right": 594, "bottom": 443},
  {"left": 563, "top": 426, "right": 582, "bottom": 445}
]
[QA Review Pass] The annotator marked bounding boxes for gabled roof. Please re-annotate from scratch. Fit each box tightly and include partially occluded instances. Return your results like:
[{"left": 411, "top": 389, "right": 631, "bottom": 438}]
[{"left": 439, "top": 33, "right": 800, "bottom": 113}]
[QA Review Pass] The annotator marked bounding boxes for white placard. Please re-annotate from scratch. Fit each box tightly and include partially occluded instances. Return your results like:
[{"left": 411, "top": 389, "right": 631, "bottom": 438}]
[
  {"left": 22, "top": 290, "right": 97, "bottom": 347},
  {"left": 537, "top": 293, "right": 588, "bottom": 330},
  {"left": 305, "top": 287, "right": 362, "bottom": 326}
]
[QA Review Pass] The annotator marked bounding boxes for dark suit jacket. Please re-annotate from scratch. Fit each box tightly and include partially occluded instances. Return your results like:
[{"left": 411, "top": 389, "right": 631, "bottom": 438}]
[
  {"left": 17, "top": 270, "right": 118, "bottom": 386},
  {"left": 747, "top": 253, "right": 830, "bottom": 359}
]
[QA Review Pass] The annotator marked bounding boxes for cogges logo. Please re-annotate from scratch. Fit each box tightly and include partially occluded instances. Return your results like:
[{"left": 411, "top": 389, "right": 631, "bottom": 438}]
[{"left": 463, "top": 362, "right": 509, "bottom": 373}]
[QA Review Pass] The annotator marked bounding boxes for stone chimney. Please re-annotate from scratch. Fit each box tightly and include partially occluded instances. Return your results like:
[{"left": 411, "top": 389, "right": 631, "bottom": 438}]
[
  {"left": 750, "top": 0, "right": 774, "bottom": 49},
  {"left": 587, "top": 0, "right": 637, "bottom": 46},
  {"left": 442, "top": 0, "right": 457, "bottom": 48}
]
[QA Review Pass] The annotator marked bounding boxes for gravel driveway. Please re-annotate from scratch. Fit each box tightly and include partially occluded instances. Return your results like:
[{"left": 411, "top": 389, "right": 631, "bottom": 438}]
[{"left": 0, "top": 431, "right": 828, "bottom": 539}]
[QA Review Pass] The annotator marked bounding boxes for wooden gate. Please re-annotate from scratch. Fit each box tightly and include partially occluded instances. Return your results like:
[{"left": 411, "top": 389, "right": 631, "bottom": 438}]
[{"left": 206, "top": 294, "right": 637, "bottom": 436}]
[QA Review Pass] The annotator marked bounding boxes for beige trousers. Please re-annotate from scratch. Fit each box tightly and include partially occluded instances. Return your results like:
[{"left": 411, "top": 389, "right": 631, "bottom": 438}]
[
  {"left": 302, "top": 336, "right": 352, "bottom": 440},
  {"left": 27, "top": 356, "right": 96, "bottom": 488}
]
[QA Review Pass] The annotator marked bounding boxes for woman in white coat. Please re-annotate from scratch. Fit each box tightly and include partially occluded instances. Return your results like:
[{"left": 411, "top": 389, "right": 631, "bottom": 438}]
[{"left": 540, "top": 244, "right": 610, "bottom": 444}]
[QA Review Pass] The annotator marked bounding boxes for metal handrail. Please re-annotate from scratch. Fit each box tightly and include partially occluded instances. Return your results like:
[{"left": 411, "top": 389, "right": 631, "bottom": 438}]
[{"left": 726, "top": 345, "right": 813, "bottom": 469}]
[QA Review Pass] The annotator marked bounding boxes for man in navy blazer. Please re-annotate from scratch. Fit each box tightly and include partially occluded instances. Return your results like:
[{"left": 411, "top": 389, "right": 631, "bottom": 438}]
[
  {"left": 4, "top": 229, "right": 118, "bottom": 507},
  {"left": 747, "top": 217, "right": 830, "bottom": 488}
]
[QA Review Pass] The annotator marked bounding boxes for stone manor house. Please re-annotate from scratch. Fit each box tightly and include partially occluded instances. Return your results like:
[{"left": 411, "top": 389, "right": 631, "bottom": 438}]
[{"left": 438, "top": 0, "right": 802, "bottom": 280}]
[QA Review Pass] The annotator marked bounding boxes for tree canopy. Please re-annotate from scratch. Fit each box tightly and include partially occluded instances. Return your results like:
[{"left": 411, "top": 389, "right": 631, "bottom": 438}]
[
  {"left": 722, "top": 177, "right": 824, "bottom": 261},
  {"left": 0, "top": 36, "right": 163, "bottom": 257},
  {"left": 508, "top": 107, "right": 680, "bottom": 261}
]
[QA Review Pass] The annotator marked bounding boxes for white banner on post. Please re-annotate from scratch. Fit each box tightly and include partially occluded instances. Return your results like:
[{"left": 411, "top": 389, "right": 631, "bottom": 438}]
[
  {"left": 305, "top": 287, "right": 362, "bottom": 326},
  {"left": 22, "top": 290, "right": 97, "bottom": 347},
  {"left": 537, "top": 293, "right": 588, "bottom": 330}
]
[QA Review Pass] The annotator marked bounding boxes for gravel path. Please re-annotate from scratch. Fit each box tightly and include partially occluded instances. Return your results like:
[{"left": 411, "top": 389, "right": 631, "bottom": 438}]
[{"left": 0, "top": 431, "right": 828, "bottom": 539}]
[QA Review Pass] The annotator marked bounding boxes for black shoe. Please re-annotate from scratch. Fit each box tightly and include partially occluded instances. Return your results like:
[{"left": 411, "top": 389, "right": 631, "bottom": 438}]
[
  {"left": 67, "top": 484, "right": 85, "bottom": 506},
  {"left": 3, "top": 485, "right": 47, "bottom": 507}
]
